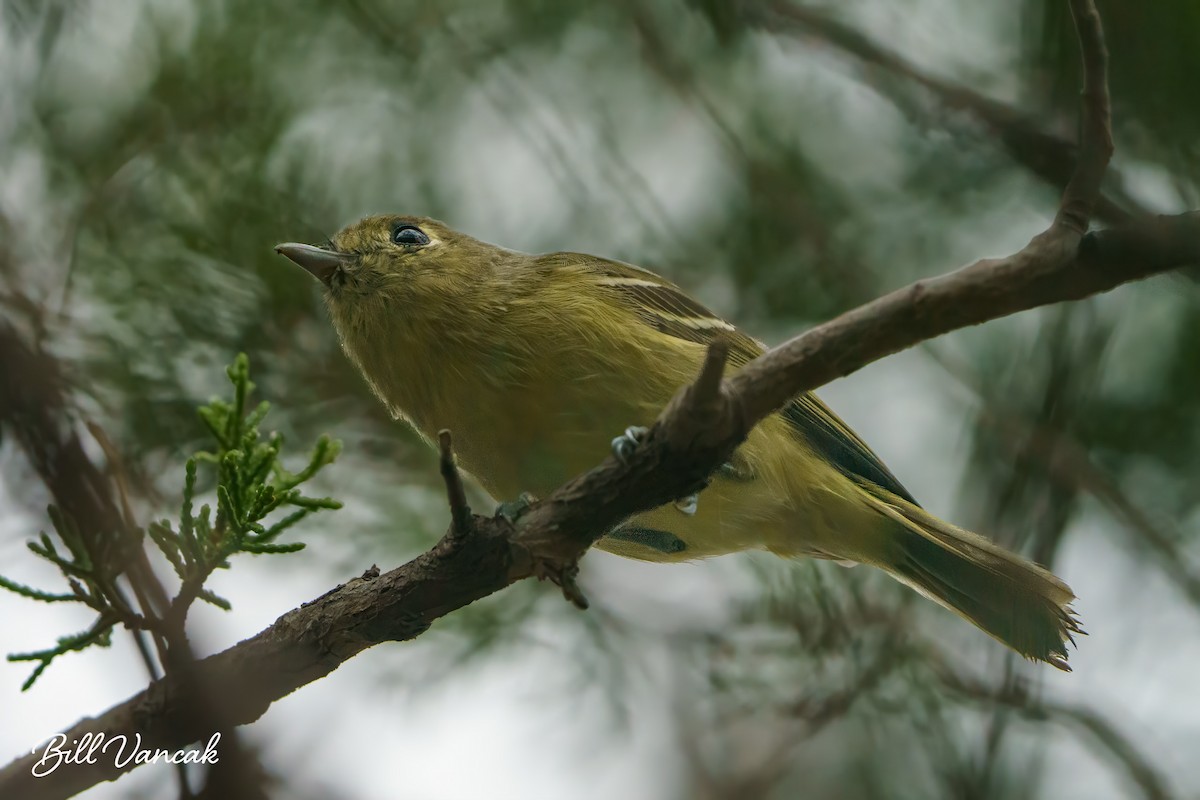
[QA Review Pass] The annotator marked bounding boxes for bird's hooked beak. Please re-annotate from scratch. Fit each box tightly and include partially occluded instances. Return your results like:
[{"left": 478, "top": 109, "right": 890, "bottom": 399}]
[{"left": 274, "top": 242, "right": 353, "bottom": 285}]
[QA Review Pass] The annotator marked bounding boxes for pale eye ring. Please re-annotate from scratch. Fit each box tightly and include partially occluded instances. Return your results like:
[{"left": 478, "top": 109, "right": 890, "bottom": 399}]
[{"left": 392, "top": 224, "right": 430, "bottom": 246}]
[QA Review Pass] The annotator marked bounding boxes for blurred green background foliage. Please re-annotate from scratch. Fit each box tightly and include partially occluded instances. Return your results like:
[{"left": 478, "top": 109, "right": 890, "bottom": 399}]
[{"left": 1, "top": 1, "right": 1198, "bottom": 798}]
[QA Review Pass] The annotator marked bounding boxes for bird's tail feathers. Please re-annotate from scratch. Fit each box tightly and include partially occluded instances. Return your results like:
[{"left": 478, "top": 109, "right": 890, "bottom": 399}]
[{"left": 860, "top": 484, "right": 1083, "bottom": 670}]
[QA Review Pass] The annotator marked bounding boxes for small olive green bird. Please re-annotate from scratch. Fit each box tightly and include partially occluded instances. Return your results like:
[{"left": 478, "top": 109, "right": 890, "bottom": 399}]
[{"left": 277, "top": 215, "right": 1081, "bottom": 669}]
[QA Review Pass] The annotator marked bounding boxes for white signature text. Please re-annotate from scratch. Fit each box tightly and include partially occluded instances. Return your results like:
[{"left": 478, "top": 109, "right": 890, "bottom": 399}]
[{"left": 31, "top": 732, "right": 220, "bottom": 777}]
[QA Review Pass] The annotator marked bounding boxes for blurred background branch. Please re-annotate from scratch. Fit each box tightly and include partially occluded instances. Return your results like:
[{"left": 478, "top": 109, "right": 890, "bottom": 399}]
[{"left": 0, "top": 323, "right": 283, "bottom": 799}]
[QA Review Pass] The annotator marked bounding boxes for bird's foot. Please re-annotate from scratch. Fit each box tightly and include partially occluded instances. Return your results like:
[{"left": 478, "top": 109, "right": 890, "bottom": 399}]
[
  {"left": 611, "top": 425, "right": 649, "bottom": 463},
  {"left": 673, "top": 493, "right": 699, "bottom": 516},
  {"left": 495, "top": 491, "right": 538, "bottom": 524},
  {"left": 716, "top": 460, "right": 751, "bottom": 481}
]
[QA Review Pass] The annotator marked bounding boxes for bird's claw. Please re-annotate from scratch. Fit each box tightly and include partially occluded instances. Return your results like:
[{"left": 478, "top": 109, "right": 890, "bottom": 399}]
[
  {"left": 717, "top": 461, "right": 751, "bottom": 481},
  {"left": 673, "top": 493, "right": 699, "bottom": 516},
  {"left": 611, "top": 425, "right": 649, "bottom": 464},
  {"left": 612, "top": 426, "right": 733, "bottom": 516}
]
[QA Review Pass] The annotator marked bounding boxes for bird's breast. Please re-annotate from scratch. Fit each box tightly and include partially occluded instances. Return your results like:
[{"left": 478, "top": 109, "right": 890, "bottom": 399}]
[{"left": 345, "top": 317, "right": 680, "bottom": 500}]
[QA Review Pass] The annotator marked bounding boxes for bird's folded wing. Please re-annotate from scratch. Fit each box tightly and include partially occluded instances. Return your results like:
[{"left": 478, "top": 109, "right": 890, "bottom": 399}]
[{"left": 550, "top": 252, "right": 918, "bottom": 505}]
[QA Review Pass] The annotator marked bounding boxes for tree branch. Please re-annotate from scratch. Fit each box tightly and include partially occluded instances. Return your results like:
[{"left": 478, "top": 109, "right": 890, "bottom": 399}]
[{"left": 4, "top": 219, "right": 1195, "bottom": 800}]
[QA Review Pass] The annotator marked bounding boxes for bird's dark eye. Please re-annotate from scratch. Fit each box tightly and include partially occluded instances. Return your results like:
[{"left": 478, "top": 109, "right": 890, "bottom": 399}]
[{"left": 391, "top": 225, "right": 430, "bottom": 246}]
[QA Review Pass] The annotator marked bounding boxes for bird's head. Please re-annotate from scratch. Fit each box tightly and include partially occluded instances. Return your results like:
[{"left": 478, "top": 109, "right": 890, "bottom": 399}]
[{"left": 275, "top": 214, "right": 506, "bottom": 308}]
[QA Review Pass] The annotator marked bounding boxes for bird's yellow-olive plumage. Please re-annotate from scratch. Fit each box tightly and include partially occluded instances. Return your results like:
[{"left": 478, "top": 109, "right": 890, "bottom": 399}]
[{"left": 276, "top": 215, "right": 1082, "bottom": 669}]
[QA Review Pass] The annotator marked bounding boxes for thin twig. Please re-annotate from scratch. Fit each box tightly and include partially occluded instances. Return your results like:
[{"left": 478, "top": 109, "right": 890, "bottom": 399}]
[
  {"left": 437, "top": 429, "right": 473, "bottom": 537},
  {"left": 1057, "top": 0, "right": 1114, "bottom": 232},
  {"left": 693, "top": 337, "right": 731, "bottom": 407}
]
